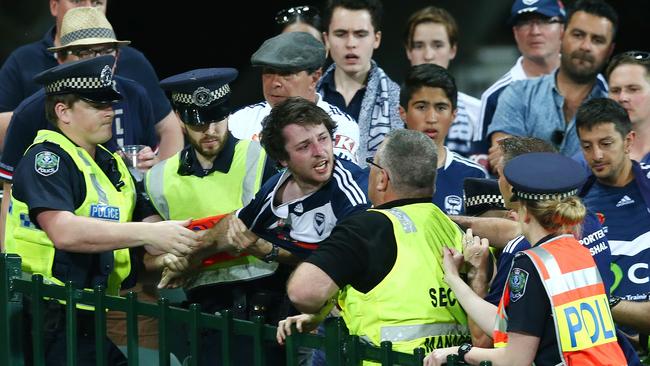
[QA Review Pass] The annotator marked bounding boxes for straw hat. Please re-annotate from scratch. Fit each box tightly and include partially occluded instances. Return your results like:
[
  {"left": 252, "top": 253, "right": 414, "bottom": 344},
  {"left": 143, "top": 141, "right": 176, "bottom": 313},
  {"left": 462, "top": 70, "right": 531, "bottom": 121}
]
[{"left": 48, "top": 7, "right": 130, "bottom": 52}]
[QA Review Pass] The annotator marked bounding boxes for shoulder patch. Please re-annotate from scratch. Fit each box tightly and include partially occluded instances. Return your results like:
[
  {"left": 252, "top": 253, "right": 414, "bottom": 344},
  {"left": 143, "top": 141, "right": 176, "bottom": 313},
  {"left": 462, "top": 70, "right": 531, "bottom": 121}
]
[
  {"left": 509, "top": 267, "right": 529, "bottom": 302},
  {"left": 34, "top": 151, "right": 60, "bottom": 176}
]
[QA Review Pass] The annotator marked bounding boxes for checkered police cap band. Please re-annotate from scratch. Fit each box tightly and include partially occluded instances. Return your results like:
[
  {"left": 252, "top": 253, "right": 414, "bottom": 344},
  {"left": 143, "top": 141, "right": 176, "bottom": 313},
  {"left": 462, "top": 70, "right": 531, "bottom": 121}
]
[
  {"left": 61, "top": 27, "right": 117, "bottom": 46},
  {"left": 44, "top": 76, "right": 115, "bottom": 94},
  {"left": 466, "top": 194, "right": 505, "bottom": 208},
  {"left": 514, "top": 188, "right": 579, "bottom": 201},
  {"left": 172, "top": 84, "right": 231, "bottom": 107}
]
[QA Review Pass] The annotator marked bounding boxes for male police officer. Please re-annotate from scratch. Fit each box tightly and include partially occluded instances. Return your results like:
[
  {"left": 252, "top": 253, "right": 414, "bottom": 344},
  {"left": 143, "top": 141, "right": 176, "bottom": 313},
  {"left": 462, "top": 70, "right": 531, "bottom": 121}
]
[{"left": 3, "top": 56, "right": 198, "bottom": 366}]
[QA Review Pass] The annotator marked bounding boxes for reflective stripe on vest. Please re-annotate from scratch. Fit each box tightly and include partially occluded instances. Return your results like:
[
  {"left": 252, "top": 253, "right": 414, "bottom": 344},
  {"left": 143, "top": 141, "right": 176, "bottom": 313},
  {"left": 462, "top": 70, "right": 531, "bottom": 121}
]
[
  {"left": 144, "top": 139, "right": 277, "bottom": 288},
  {"left": 339, "top": 203, "right": 468, "bottom": 356},
  {"left": 494, "top": 235, "right": 626, "bottom": 365},
  {"left": 5, "top": 130, "right": 134, "bottom": 304}
]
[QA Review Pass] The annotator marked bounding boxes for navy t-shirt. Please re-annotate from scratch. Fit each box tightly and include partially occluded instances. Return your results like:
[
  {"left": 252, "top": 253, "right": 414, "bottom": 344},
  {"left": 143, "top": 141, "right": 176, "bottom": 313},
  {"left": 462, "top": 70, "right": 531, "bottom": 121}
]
[
  {"left": 485, "top": 210, "right": 614, "bottom": 305},
  {"left": 0, "top": 76, "right": 157, "bottom": 181},
  {"left": 0, "top": 27, "right": 171, "bottom": 122}
]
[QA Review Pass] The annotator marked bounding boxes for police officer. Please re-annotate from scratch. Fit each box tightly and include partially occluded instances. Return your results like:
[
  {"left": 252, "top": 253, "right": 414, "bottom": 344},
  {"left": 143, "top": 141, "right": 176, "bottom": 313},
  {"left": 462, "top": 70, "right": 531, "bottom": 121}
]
[
  {"left": 143, "top": 68, "right": 279, "bottom": 366},
  {"left": 3, "top": 56, "right": 199, "bottom": 366},
  {"left": 277, "top": 129, "right": 470, "bottom": 355},
  {"left": 424, "top": 152, "right": 626, "bottom": 366}
]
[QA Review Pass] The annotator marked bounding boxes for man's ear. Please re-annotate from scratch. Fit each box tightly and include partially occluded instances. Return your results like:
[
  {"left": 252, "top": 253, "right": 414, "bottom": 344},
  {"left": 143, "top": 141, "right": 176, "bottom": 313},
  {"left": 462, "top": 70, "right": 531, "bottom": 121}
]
[{"left": 377, "top": 169, "right": 389, "bottom": 192}]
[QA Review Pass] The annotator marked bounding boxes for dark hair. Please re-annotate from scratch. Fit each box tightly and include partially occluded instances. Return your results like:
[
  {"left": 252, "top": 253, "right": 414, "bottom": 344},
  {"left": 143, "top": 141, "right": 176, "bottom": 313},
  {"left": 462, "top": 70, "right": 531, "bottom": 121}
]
[
  {"left": 606, "top": 51, "right": 650, "bottom": 80},
  {"left": 575, "top": 97, "right": 631, "bottom": 138},
  {"left": 44, "top": 94, "right": 83, "bottom": 126},
  {"left": 323, "top": 0, "right": 383, "bottom": 32},
  {"left": 566, "top": 0, "right": 618, "bottom": 40},
  {"left": 498, "top": 136, "right": 557, "bottom": 164},
  {"left": 403, "top": 6, "right": 458, "bottom": 49},
  {"left": 400, "top": 63, "right": 457, "bottom": 110},
  {"left": 260, "top": 97, "right": 337, "bottom": 162}
]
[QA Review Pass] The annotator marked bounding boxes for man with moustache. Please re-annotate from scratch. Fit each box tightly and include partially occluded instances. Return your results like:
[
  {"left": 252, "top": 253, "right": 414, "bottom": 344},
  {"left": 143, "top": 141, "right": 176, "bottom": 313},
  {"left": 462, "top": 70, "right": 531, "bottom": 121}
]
[{"left": 487, "top": 0, "right": 617, "bottom": 163}]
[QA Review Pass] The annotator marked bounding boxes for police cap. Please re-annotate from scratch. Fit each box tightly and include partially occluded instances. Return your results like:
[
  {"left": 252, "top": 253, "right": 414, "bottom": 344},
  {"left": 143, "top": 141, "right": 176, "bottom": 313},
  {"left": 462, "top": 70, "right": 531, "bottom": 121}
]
[
  {"left": 504, "top": 152, "right": 587, "bottom": 201},
  {"left": 33, "top": 55, "right": 122, "bottom": 104},
  {"left": 160, "top": 68, "right": 238, "bottom": 126},
  {"left": 463, "top": 178, "right": 506, "bottom": 217},
  {"left": 509, "top": 0, "right": 566, "bottom": 25},
  {"left": 251, "top": 32, "right": 325, "bottom": 73}
]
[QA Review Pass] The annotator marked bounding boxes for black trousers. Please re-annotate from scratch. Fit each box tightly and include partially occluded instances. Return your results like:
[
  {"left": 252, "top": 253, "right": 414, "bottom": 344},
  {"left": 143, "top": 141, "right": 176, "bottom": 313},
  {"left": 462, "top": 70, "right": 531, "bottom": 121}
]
[{"left": 23, "top": 300, "right": 128, "bottom": 366}]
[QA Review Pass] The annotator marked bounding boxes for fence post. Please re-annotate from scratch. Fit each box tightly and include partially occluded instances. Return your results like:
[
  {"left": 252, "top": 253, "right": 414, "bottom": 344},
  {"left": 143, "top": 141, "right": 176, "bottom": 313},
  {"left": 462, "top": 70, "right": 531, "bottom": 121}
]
[
  {"left": 379, "top": 341, "right": 393, "bottom": 366},
  {"left": 158, "top": 297, "right": 170, "bottom": 366},
  {"left": 324, "top": 317, "right": 346, "bottom": 365},
  {"left": 94, "top": 285, "right": 107, "bottom": 366},
  {"left": 219, "top": 310, "right": 233, "bottom": 366},
  {"left": 31, "top": 275, "right": 45, "bottom": 366},
  {"left": 65, "top": 281, "right": 78, "bottom": 366},
  {"left": 126, "top": 291, "right": 140, "bottom": 366},
  {"left": 413, "top": 347, "right": 426, "bottom": 366},
  {"left": 0, "top": 254, "right": 23, "bottom": 366}
]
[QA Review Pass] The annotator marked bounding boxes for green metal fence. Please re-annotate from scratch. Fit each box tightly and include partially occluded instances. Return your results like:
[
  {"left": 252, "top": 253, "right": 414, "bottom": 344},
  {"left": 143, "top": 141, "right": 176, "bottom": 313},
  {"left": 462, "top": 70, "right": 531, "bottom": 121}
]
[{"left": 0, "top": 253, "right": 428, "bottom": 366}]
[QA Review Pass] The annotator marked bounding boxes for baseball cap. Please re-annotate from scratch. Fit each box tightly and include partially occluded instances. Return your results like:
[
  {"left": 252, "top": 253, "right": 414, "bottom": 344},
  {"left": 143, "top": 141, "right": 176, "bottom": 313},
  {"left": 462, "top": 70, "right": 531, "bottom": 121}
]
[{"left": 509, "top": 0, "right": 566, "bottom": 25}]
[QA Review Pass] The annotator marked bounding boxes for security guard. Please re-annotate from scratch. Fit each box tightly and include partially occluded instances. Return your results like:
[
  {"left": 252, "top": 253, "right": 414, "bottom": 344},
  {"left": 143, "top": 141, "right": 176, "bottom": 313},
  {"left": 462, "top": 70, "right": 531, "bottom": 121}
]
[
  {"left": 4, "top": 56, "right": 198, "bottom": 366},
  {"left": 277, "top": 129, "right": 470, "bottom": 358},
  {"left": 423, "top": 153, "right": 627, "bottom": 366},
  {"left": 143, "top": 68, "right": 278, "bottom": 366}
]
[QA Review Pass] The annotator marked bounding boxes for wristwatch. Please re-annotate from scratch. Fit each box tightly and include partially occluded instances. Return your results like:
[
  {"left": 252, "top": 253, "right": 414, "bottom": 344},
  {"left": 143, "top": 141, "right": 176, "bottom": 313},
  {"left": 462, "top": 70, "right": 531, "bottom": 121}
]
[
  {"left": 457, "top": 342, "right": 472, "bottom": 363},
  {"left": 262, "top": 244, "right": 279, "bottom": 263},
  {"left": 609, "top": 295, "right": 623, "bottom": 309}
]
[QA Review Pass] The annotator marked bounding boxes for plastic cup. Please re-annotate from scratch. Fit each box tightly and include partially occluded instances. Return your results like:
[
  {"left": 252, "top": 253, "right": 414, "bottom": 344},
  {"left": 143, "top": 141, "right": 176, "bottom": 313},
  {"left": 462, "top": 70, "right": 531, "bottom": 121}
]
[{"left": 120, "top": 144, "right": 147, "bottom": 181}]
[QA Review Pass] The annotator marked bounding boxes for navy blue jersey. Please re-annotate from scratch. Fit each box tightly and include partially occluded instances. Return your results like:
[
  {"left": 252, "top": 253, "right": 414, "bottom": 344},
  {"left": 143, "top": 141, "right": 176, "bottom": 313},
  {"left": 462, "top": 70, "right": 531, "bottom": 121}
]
[
  {"left": 485, "top": 211, "right": 613, "bottom": 305},
  {"left": 433, "top": 148, "right": 488, "bottom": 215},
  {"left": 237, "top": 159, "right": 369, "bottom": 258},
  {"left": 581, "top": 163, "right": 650, "bottom": 300},
  {"left": 0, "top": 76, "right": 157, "bottom": 181},
  {"left": 0, "top": 27, "right": 171, "bottom": 122}
]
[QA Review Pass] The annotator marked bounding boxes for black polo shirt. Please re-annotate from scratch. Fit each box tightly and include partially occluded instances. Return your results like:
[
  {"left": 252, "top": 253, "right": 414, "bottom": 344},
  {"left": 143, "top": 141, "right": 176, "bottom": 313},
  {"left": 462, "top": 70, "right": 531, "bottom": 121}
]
[{"left": 318, "top": 70, "right": 365, "bottom": 123}]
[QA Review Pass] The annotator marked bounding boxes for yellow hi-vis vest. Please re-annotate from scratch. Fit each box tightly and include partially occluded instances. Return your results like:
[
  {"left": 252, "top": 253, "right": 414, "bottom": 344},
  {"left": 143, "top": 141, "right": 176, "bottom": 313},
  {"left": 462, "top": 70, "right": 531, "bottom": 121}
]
[
  {"left": 144, "top": 139, "right": 277, "bottom": 289},
  {"left": 5, "top": 130, "right": 134, "bottom": 298},
  {"left": 339, "top": 203, "right": 470, "bottom": 358}
]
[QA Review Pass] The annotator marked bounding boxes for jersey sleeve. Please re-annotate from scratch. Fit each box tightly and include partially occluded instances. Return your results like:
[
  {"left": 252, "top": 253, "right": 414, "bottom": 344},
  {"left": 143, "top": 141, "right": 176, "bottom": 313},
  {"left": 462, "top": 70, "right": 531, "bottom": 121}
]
[
  {"left": 486, "top": 82, "right": 528, "bottom": 139},
  {"left": 505, "top": 254, "right": 550, "bottom": 337}
]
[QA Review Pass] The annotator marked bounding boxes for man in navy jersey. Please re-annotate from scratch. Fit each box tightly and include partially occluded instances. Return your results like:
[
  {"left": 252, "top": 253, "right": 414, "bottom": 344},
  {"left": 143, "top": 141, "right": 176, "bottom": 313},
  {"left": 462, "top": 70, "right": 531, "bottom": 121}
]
[
  {"left": 577, "top": 98, "right": 650, "bottom": 339},
  {"left": 399, "top": 63, "right": 487, "bottom": 215},
  {"left": 0, "top": 7, "right": 169, "bottom": 249}
]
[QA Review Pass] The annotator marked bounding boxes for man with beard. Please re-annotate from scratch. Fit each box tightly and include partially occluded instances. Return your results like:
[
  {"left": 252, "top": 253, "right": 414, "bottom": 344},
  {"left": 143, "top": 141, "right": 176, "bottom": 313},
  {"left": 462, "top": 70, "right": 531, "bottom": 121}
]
[{"left": 487, "top": 0, "right": 617, "bottom": 162}]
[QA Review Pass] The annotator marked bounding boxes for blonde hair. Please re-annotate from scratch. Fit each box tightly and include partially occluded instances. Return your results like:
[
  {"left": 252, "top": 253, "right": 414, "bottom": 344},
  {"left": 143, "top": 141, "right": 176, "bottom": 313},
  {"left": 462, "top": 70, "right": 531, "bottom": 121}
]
[{"left": 522, "top": 196, "right": 586, "bottom": 236}]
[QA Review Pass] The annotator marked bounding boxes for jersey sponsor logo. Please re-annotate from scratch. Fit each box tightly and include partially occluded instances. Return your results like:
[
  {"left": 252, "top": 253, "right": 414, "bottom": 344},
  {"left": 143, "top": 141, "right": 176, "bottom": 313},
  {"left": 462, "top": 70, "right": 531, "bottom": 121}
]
[
  {"left": 294, "top": 203, "right": 304, "bottom": 214},
  {"left": 509, "top": 268, "right": 528, "bottom": 302},
  {"left": 89, "top": 204, "right": 120, "bottom": 221},
  {"left": 313, "top": 212, "right": 326, "bottom": 236},
  {"left": 556, "top": 295, "right": 616, "bottom": 351},
  {"left": 34, "top": 151, "right": 60, "bottom": 176},
  {"left": 616, "top": 195, "right": 634, "bottom": 207},
  {"left": 333, "top": 134, "right": 356, "bottom": 154},
  {"left": 444, "top": 195, "right": 462, "bottom": 215}
]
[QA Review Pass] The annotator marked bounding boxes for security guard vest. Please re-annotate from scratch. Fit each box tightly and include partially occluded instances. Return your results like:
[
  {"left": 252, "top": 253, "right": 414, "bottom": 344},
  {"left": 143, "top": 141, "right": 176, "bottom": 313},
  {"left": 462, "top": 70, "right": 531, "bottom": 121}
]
[
  {"left": 493, "top": 234, "right": 626, "bottom": 365},
  {"left": 339, "top": 203, "right": 469, "bottom": 357},
  {"left": 5, "top": 130, "right": 134, "bottom": 297},
  {"left": 144, "top": 139, "right": 276, "bottom": 289}
]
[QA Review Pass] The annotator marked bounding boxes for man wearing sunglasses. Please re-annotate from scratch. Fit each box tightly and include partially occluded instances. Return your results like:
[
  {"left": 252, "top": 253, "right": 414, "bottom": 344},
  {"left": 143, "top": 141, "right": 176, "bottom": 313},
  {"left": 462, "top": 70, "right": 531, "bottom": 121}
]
[
  {"left": 275, "top": 5, "right": 324, "bottom": 43},
  {"left": 0, "top": 7, "right": 177, "bottom": 249}
]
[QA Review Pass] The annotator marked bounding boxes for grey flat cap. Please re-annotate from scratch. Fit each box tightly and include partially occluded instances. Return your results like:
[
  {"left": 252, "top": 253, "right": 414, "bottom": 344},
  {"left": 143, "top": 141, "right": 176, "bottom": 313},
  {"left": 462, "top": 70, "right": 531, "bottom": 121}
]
[{"left": 251, "top": 32, "right": 325, "bottom": 72}]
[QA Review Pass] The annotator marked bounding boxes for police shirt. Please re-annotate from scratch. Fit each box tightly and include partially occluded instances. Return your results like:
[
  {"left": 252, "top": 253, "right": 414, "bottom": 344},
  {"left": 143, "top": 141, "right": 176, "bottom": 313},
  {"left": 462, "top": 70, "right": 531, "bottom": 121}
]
[
  {"left": 0, "top": 27, "right": 172, "bottom": 122},
  {"left": 433, "top": 147, "right": 488, "bottom": 215},
  {"left": 581, "top": 162, "right": 650, "bottom": 300},
  {"left": 173, "top": 132, "right": 277, "bottom": 180},
  {"left": 444, "top": 92, "right": 481, "bottom": 158},
  {"left": 237, "top": 158, "right": 369, "bottom": 259},
  {"left": 485, "top": 211, "right": 613, "bottom": 305},
  {"left": 12, "top": 140, "right": 154, "bottom": 227},
  {"left": 506, "top": 249, "right": 561, "bottom": 366},
  {"left": 305, "top": 198, "right": 430, "bottom": 293},
  {"left": 228, "top": 94, "right": 360, "bottom": 163},
  {"left": 0, "top": 76, "right": 157, "bottom": 181}
]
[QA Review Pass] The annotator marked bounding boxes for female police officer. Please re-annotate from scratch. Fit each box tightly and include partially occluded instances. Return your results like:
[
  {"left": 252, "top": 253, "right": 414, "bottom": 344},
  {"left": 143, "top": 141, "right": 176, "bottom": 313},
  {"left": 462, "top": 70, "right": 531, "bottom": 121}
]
[{"left": 424, "top": 152, "right": 626, "bottom": 365}]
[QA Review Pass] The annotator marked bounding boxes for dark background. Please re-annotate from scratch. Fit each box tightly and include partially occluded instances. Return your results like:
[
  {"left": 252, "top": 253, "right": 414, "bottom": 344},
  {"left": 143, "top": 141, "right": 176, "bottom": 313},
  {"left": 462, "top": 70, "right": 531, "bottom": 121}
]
[{"left": 2, "top": 0, "right": 648, "bottom": 110}]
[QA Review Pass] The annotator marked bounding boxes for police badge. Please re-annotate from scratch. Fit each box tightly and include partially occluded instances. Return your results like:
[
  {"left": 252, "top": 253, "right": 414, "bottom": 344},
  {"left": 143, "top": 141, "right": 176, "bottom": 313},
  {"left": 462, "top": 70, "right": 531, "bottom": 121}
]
[
  {"left": 34, "top": 151, "right": 60, "bottom": 176},
  {"left": 509, "top": 267, "right": 529, "bottom": 302},
  {"left": 100, "top": 65, "right": 112, "bottom": 86},
  {"left": 192, "top": 87, "right": 213, "bottom": 107}
]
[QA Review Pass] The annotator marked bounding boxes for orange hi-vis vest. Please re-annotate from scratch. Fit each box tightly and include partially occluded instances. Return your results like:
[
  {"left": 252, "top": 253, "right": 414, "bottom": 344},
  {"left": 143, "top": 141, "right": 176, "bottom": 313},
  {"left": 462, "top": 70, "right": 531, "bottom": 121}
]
[{"left": 493, "top": 234, "right": 626, "bottom": 366}]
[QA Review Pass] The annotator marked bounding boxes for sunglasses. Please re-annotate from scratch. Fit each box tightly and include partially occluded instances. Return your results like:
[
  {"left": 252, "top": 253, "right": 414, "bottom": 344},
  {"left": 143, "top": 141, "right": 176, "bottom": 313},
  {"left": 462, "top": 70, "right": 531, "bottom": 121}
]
[
  {"left": 365, "top": 156, "right": 384, "bottom": 170},
  {"left": 275, "top": 5, "right": 319, "bottom": 26},
  {"left": 621, "top": 51, "right": 650, "bottom": 61},
  {"left": 66, "top": 46, "right": 116, "bottom": 59}
]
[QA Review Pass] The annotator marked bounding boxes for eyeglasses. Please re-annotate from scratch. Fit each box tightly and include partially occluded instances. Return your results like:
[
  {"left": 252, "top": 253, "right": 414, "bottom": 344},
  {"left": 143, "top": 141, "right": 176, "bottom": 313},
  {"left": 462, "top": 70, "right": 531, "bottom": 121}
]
[
  {"left": 275, "top": 5, "right": 319, "bottom": 26},
  {"left": 66, "top": 46, "right": 117, "bottom": 59},
  {"left": 514, "top": 16, "right": 563, "bottom": 30},
  {"left": 365, "top": 156, "right": 384, "bottom": 170}
]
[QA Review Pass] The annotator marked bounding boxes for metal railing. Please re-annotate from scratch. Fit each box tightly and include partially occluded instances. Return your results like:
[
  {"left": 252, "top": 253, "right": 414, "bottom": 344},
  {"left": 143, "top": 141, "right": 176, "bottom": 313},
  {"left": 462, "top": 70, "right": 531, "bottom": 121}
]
[{"left": 0, "top": 254, "right": 427, "bottom": 366}]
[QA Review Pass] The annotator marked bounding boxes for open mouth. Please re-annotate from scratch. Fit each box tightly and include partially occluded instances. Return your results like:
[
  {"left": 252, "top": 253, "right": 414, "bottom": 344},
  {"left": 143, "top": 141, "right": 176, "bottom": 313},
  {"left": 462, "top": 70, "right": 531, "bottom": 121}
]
[{"left": 314, "top": 160, "right": 329, "bottom": 174}]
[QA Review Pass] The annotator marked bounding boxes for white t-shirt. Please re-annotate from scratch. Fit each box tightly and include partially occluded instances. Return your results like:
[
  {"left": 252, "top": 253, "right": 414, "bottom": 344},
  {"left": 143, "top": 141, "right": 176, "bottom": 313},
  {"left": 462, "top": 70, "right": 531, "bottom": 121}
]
[{"left": 228, "top": 93, "right": 360, "bottom": 163}]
